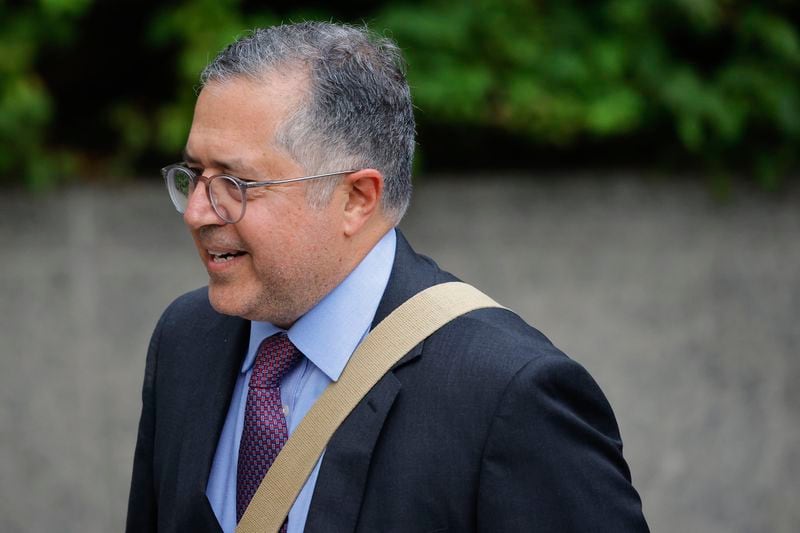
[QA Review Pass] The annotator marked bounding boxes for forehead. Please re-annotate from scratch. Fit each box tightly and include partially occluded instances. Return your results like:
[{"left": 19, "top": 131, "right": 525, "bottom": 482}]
[{"left": 185, "top": 72, "right": 307, "bottom": 172}]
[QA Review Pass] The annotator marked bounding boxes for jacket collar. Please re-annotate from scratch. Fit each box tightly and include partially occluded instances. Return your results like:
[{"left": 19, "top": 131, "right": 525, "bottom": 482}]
[
  {"left": 372, "top": 229, "right": 441, "bottom": 328},
  {"left": 373, "top": 229, "right": 454, "bottom": 370}
]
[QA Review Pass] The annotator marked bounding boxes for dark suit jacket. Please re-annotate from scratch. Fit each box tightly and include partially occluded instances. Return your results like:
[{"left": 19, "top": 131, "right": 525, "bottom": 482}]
[{"left": 126, "top": 232, "right": 648, "bottom": 532}]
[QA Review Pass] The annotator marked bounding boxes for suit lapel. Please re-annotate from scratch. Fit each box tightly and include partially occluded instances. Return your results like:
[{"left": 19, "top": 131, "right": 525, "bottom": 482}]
[
  {"left": 303, "top": 371, "right": 402, "bottom": 533},
  {"left": 304, "top": 230, "right": 450, "bottom": 532},
  {"left": 177, "top": 311, "right": 250, "bottom": 531}
]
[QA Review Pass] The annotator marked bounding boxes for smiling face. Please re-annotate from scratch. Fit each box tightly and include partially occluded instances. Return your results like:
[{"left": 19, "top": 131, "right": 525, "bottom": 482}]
[{"left": 183, "top": 73, "right": 351, "bottom": 327}]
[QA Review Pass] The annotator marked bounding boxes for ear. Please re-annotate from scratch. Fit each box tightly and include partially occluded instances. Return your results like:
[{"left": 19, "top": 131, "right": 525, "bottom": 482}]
[{"left": 341, "top": 169, "right": 383, "bottom": 237}]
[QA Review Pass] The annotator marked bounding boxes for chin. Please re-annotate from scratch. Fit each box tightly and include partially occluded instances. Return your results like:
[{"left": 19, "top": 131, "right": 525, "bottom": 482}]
[
  {"left": 206, "top": 278, "right": 310, "bottom": 326},
  {"left": 207, "top": 283, "right": 285, "bottom": 324},
  {"left": 207, "top": 284, "right": 250, "bottom": 318}
]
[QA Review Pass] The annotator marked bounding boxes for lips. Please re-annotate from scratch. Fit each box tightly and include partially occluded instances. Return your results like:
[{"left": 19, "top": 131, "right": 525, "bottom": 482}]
[
  {"left": 208, "top": 249, "right": 246, "bottom": 263},
  {"left": 197, "top": 227, "right": 248, "bottom": 270}
]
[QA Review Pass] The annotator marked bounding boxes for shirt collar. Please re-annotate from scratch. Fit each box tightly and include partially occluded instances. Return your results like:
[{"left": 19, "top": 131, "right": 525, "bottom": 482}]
[{"left": 243, "top": 228, "right": 397, "bottom": 381}]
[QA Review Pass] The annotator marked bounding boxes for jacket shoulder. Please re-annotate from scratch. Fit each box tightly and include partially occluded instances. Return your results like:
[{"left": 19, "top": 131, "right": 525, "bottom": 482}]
[
  {"left": 150, "top": 286, "right": 247, "bottom": 363},
  {"left": 157, "top": 286, "right": 213, "bottom": 325},
  {"left": 425, "top": 304, "right": 570, "bottom": 379}
]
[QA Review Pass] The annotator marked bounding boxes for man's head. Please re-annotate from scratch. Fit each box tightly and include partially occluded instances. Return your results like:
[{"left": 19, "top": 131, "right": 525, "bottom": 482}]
[
  {"left": 180, "top": 22, "right": 415, "bottom": 327},
  {"left": 200, "top": 21, "right": 415, "bottom": 222}
]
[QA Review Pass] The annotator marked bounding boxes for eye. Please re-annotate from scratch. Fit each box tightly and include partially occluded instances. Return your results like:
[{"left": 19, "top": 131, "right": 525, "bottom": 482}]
[{"left": 184, "top": 164, "right": 204, "bottom": 175}]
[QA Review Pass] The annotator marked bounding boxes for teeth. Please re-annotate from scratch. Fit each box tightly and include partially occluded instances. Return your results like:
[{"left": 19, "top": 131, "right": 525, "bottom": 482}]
[{"left": 208, "top": 248, "right": 244, "bottom": 262}]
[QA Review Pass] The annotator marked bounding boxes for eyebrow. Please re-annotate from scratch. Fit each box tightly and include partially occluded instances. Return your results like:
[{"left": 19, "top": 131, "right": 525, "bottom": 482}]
[{"left": 181, "top": 149, "right": 255, "bottom": 177}]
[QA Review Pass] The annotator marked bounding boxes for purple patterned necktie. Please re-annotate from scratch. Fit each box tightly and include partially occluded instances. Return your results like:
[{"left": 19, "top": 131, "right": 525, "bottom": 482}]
[{"left": 236, "top": 332, "right": 302, "bottom": 526}]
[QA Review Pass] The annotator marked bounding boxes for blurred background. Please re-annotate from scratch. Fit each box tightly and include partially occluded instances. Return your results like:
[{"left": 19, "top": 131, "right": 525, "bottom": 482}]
[{"left": 2, "top": 0, "right": 799, "bottom": 531}]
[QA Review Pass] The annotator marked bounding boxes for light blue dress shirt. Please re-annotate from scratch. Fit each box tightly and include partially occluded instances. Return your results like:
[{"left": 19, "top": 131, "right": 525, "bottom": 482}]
[{"left": 207, "top": 229, "right": 396, "bottom": 533}]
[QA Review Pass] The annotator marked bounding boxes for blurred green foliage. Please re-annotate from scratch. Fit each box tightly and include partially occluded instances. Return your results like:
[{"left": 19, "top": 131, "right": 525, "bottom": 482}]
[
  {"left": 2, "top": 0, "right": 799, "bottom": 189},
  {"left": 0, "top": 0, "right": 91, "bottom": 189}
]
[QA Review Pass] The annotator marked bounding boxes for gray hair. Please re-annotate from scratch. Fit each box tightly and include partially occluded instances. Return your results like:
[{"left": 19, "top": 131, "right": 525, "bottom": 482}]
[{"left": 200, "top": 22, "right": 415, "bottom": 223}]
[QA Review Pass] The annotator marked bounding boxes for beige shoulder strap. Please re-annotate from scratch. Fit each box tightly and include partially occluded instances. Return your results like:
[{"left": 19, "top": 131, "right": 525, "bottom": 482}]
[{"left": 237, "top": 281, "right": 505, "bottom": 533}]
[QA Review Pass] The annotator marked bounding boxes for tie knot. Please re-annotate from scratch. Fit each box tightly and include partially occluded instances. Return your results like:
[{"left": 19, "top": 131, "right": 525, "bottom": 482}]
[{"left": 250, "top": 333, "right": 302, "bottom": 389}]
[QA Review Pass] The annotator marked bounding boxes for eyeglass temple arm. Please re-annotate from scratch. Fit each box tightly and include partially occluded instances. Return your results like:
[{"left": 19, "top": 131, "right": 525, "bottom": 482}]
[{"left": 242, "top": 169, "right": 359, "bottom": 188}]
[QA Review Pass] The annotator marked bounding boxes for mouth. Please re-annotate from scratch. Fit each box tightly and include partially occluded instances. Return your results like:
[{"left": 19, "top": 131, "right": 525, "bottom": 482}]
[
  {"left": 208, "top": 250, "right": 244, "bottom": 263},
  {"left": 207, "top": 248, "right": 248, "bottom": 264}
]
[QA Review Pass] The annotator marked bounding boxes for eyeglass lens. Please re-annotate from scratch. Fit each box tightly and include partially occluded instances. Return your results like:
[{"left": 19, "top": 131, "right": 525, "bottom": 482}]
[
  {"left": 166, "top": 167, "right": 245, "bottom": 223},
  {"left": 209, "top": 176, "right": 244, "bottom": 222}
]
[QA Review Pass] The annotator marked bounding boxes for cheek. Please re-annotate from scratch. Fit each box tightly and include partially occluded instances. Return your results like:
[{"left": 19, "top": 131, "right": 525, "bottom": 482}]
[
  {"left": 306, "top": 212, "right": 340, "bottom": 248},
  {"left": 247, "top": 227, "right": 299, "bottom": 271},
  {"left": 242, "top": 202, "right": 340, "bottom": 268}
]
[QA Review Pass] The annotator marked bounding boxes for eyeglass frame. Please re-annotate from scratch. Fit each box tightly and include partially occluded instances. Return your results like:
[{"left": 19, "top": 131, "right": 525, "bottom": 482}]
[{"left": 161, "top": 163, "right": 360, "bottom": 224}]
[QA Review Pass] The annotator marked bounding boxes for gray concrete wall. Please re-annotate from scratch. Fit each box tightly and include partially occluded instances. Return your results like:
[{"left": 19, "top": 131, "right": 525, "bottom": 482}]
[{"left": 2, "top": 176, "right": 798, "bottom": 532}]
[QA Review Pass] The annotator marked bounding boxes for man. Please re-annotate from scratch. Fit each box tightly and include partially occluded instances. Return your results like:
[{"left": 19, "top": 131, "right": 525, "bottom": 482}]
[{"left": 127, "top": 21, "right": 648, "bottom": 532}]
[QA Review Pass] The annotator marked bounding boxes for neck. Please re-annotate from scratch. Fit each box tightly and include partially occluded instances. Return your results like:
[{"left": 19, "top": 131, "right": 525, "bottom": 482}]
[{"left": 340, "top": 220, "right": 394, "bottom": 278}]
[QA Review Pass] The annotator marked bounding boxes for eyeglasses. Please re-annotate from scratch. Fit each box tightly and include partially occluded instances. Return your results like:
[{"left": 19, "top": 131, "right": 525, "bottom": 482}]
[{"left": 161, "top": 163, "right": 359, "bottom": 224}]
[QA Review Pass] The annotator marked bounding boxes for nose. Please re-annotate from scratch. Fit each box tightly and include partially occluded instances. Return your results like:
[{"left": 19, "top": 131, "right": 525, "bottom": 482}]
[{"left": 183, "top": 180, "right": 224, "bottom": 229}]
